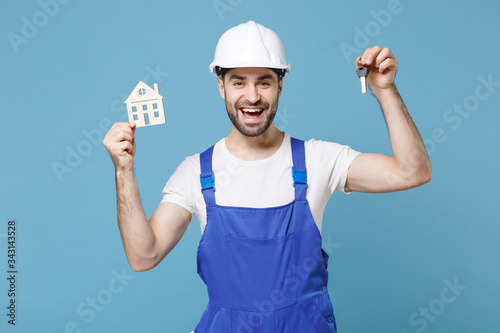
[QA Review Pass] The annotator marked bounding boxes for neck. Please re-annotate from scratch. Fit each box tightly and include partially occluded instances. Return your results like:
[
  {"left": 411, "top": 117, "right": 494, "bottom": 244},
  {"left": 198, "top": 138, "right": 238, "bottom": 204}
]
[{"left": 225, "top": 124, "right": 284, "bottom": 161}]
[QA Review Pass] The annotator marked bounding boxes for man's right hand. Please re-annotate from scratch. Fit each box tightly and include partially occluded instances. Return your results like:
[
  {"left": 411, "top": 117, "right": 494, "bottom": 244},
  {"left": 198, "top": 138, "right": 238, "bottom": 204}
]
[
  {"left": 103, "top": 122, "right": 137, "bottom": 172},
  {"left": 102, "top": 121, "right": 192, "bottom": 272}
]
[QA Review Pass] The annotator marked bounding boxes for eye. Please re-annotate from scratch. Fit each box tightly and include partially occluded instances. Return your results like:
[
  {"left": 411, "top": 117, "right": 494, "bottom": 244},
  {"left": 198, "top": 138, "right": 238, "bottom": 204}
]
[
  {"left": 233, "top": 81, "right": 244, "bottom": 87},
  {"left": 259, "top": 81, "right": 270, "bottom": 87}
]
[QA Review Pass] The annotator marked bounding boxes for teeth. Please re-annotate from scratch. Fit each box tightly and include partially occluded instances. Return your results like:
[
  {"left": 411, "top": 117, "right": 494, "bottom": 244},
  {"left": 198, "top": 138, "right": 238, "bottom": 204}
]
[{"left": 241, "top": 108, "right": 263, "bottom": 113}]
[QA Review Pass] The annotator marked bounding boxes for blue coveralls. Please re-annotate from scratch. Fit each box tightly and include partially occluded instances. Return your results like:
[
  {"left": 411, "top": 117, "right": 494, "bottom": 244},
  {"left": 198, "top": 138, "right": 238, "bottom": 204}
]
[{"left": 195, "top": 138, "right": 337, "bottom": 333}]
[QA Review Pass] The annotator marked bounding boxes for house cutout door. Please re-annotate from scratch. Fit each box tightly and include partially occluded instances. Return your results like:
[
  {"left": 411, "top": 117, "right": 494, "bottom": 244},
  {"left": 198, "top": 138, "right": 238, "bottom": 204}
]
[{"left": 144, "top": 113, "right": 150, "bottom": 125}]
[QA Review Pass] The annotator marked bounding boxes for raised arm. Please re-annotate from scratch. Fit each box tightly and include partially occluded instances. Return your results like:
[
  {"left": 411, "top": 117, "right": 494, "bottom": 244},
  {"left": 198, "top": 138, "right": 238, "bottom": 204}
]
[
  {"left": 103, "top": 122, "right": 192, "bottom": 272},
  {"left": 345, "top": 46, "right": 432, "bottom": 193}
]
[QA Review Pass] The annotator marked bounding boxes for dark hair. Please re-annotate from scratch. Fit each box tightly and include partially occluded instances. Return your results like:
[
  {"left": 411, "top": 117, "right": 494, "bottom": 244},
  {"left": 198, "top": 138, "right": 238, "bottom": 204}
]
[{"left": 215, "top": 66, "right": 286, "bottom": 80}]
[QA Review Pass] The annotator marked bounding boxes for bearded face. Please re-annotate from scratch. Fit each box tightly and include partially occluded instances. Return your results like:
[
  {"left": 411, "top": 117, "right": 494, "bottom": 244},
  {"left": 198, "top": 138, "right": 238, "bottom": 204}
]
[{"left": 219, "top": 68, "right": 282, "bottom": 137}]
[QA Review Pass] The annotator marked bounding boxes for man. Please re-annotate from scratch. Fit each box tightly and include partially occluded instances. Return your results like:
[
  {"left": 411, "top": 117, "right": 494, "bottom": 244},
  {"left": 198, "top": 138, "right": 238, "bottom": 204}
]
[{"left": 103, "top": 21, "right": 431, "bottom": 332}]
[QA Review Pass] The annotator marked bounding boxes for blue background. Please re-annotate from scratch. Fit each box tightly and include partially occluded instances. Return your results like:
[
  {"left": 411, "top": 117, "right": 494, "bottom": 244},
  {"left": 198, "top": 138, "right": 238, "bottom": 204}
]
[{"left": 1, "top": 0, "right": 499, "bottom": 332}]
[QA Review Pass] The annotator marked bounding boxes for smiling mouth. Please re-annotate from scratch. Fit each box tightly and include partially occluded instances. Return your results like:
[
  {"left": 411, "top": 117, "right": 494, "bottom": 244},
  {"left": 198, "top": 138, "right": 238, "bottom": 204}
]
[{"left": 240, "top": 107, "right": 264, "bottom": 120}]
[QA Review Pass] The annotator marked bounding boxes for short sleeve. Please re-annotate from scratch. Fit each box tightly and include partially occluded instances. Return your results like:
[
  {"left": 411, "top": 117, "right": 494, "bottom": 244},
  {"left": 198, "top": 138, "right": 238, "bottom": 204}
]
[
  {"left": 160, "top": 155, "right": 200, "bottom": 214},
  {"left": 336, "top": 147, "right": 362, "bottom": 194},
  {"left": 306, "top": 139, "right": 361, "bottom": 195}
]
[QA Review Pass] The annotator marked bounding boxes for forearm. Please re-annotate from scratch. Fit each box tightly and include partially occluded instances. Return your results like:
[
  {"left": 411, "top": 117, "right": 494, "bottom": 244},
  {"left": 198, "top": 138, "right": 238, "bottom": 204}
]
[
  {"left": 374, "top": 85, "right": 432, "bottom": 181},
  {"left": 115, "top": 169, "right": 158, "bottom": 267}
]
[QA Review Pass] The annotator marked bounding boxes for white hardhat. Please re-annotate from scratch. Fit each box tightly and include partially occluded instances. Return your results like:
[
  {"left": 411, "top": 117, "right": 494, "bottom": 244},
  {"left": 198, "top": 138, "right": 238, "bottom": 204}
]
[{"left": 209, "top": 20, "right": 291, "bottom": 77}]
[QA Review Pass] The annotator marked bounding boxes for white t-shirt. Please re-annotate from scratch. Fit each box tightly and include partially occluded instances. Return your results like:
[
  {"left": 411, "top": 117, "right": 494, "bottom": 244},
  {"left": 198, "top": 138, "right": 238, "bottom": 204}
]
[{"left": 161, "top": 133, "right": 361, "bottom": 233}]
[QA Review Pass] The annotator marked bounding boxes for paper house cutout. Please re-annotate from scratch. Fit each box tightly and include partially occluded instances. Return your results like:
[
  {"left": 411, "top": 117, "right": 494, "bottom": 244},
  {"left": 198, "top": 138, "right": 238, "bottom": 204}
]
[{"left": 125, "top": 81, "right": 165, "bottom": 127}]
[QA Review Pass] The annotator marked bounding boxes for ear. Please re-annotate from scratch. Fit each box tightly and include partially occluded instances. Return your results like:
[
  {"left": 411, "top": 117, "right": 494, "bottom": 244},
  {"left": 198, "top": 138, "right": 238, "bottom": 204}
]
[
  {"left": 217, "top": 77, "right": 225, "bottom": 99},
  {"left": 278, "top": 77, "right": 284, "bottom": 98}
]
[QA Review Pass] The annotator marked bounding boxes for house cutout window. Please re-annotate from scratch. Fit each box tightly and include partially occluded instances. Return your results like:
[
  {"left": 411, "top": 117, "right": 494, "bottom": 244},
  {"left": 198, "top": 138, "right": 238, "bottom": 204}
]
[
  {"left": 142, "top": 104, "right": 147, "bottom": 111},
  {"left": 144, "top": 113, "right": 150, "bottom": 125},
  {"left": 153, "top": 103, "right": 158, "bottom": 109},
  {"left": 154, "top": 111, "right": 159, "bottom": 118},
  {"left": 138, "top": 88, "right": 146, "bottom": 95},
  {"left": 133, "top": 114, "right": 138, "bottom": 121},
  {"left": 132, "top": 106, "right": 137, "bottom": 112}
]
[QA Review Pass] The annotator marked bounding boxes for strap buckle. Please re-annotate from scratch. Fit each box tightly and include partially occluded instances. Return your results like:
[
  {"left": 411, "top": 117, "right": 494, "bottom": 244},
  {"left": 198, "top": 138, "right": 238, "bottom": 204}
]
[
  {"left": 200, "top": 172, "right": 215, "bottom": 192},
  {"left": 292, "top": 170, "right": 307, "bottom": 187}
]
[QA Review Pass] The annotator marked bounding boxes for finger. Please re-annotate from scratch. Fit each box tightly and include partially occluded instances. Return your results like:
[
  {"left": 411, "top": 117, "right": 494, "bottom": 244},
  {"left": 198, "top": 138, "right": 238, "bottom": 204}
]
[
  {"left": 129, "top": 122, "right": 136, "bottom": 148},
  {"left": 110, "top": 141, "right": 133, "bottom": 157},
  {"left": 109, "top": 127, "right": 134, "bottom": 141},
  {"left": 107, "top": 140, "right": 131, "bottom": 157},
  {"left": 360, "top": 45, "right": 383, "bottom": 66},
  {"left": 374, "top": 47, "right": 394, "bottom": 69},
  {"left": 378, "top": 58, "right": 398, "bottom": 73},
  {"left": 106, "top": 130, "right": 134, "bottom": 149},
  {"left": 113, "top": 123, "right": 135, "bottom": 140},
  {"left": 129, "top": 122, "right": 136, "bottom": 135},
  {"left": 110, "top": 122, "right": 131, "bottom": 132},
  {"left": 104, "top": 122, "right": 133, "bottom": 144},
  {"left": 116, "top": 141, "right": 134, "bottom": 155},
  {"left": 116, "top": 131, "right": 134, "bottom": 144},
  {"left": 356, "top": 56, "right": 363, "bottom": 68}
]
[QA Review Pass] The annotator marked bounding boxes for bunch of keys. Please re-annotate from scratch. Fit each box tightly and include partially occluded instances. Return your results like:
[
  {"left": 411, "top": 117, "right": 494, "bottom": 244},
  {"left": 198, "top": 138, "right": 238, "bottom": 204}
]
[{"left": 356, "top": 67, "right": 369, "bottom": 95}]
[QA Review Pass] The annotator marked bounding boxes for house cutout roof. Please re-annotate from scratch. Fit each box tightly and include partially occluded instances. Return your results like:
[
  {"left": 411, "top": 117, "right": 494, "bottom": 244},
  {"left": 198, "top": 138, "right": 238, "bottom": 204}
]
[{"left": 124, "top": 81, "right": 163, "bottom": 104}]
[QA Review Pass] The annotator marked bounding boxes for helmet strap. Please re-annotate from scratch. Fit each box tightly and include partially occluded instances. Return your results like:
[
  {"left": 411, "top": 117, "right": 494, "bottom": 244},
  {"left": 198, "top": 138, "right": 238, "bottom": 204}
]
[{"left": 215, "top": 66, "right": 226, "bottom": 78}]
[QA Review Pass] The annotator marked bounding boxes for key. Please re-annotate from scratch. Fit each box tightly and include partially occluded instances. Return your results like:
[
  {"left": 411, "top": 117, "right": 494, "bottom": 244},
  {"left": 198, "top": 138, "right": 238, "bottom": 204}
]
[{"left": 356, "top": 67, "right": 369, "bottom": 95}]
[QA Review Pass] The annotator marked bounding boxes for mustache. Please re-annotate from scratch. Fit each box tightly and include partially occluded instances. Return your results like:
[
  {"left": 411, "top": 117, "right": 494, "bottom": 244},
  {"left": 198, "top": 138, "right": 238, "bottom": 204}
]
[{"left": 235, "top": 101, "right": 269, "bottom": 109}]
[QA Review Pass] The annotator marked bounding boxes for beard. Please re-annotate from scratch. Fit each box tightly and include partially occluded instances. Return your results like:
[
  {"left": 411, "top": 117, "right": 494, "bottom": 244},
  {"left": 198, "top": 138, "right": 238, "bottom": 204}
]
[{"left": 225, "top": 93, "right": 280, "bottom": 137}]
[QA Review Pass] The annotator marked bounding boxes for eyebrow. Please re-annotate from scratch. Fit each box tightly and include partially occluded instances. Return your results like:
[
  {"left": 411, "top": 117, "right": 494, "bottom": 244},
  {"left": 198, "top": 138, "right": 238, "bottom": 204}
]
[
  {"left": 228, "top": 74, "right": 275, "bottom": 81},
  {"left": 257, "top": 74, "right": 275, "bottom": 81}
]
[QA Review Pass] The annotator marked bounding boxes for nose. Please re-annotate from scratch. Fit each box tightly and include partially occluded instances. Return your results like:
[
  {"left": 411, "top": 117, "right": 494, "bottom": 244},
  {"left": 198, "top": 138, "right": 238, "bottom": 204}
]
[{"left": 245, "top": 85, "right": 261, "bottom": 104}]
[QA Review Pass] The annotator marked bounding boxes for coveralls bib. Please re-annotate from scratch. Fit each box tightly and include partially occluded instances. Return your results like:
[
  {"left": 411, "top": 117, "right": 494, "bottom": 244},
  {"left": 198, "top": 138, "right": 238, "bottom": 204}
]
[{"left": 195, "top": 138, "right": 337, "bottom": 333}]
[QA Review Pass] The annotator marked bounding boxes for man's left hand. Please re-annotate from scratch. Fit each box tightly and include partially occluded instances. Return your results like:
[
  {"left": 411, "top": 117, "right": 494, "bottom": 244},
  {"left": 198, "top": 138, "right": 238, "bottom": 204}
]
[{"left": 356, "top": 46, "right": 398, "bottom": 94}]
